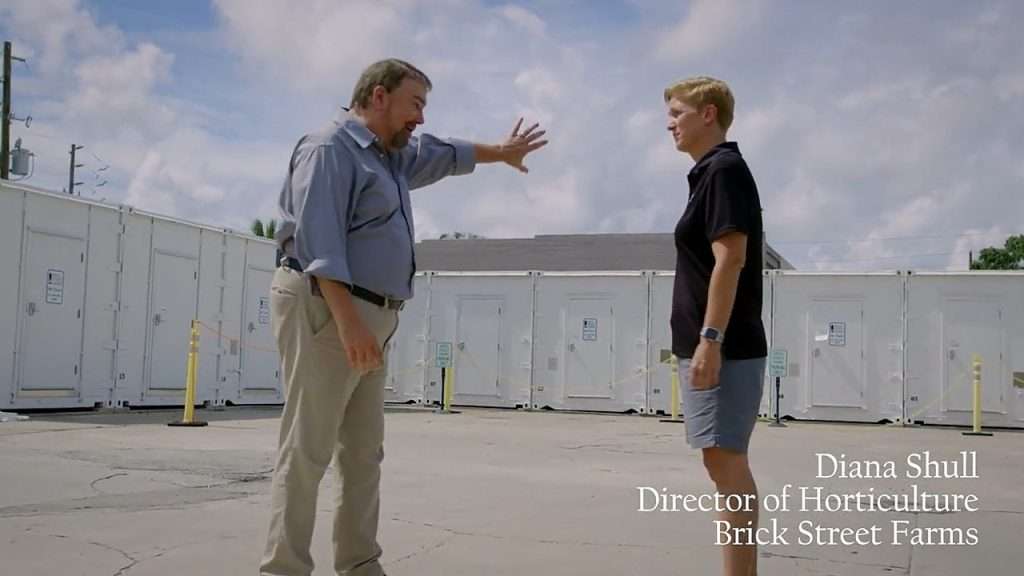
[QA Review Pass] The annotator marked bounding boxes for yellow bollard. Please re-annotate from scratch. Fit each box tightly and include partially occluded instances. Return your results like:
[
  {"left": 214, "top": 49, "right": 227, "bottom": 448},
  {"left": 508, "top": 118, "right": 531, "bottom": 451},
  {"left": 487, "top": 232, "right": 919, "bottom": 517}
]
[
  {"left": 963, "top": 354, "right": 992, "bottom": 437},
  {"left": 660, "top": 356, "right": 685, "bottom": 424},
  {"left": 169, "top": 320, "right": 208, "bottom": 427},
  {"left": 443, "top": 365, "right": 455, "bottom": 412}
]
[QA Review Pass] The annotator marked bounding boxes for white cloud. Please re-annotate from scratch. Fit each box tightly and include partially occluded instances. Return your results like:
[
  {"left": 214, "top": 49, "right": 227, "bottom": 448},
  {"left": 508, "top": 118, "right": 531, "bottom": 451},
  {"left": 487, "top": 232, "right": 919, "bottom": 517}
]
[
  {"left": 213, "top": 0, "right": 412, "bottom": 96},
  {"left": 4, "top": 0, "right": 1023, "bottom": 272},
  {"left": 656, "top": 0, "right": 761, "bottom": 62},
  {"left": 498, "top": 5, "right": 547, "bottom": 36}
]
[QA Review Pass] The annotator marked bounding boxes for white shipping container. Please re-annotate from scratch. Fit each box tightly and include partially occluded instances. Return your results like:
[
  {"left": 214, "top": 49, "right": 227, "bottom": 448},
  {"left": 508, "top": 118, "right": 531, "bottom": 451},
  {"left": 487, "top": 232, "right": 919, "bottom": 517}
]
[
  {"left": 424, "top": 272, "right": 534, "bottom": 409},
  {"left": 532, "top": 273, "right": 648, "bottom": 413},
  {"left": 769, "top": 272, "right": 905, "bottom": 423},
  {"left": 1, "top": 183, "right": 282, "bottom": 411},
  {"left": 905, "top": 272, "right": 1024, "bottom": 428},
  {"left": 386, "top": 273, "right": 429, "bottom": 404}
]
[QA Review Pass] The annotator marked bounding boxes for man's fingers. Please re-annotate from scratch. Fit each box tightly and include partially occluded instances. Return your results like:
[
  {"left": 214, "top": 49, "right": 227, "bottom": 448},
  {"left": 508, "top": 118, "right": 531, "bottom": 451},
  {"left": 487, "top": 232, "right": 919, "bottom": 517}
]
[
  {"left": 510, "top": 117, "right": 524, "bottom": 138},
  {"left": 524, "top": 129, "right": 546, "bottom": 143},
  {"left": 527, "top": 140, "right": 549, "bottom": 152},
  {"left": 521, "top": 122, "right": 540, "bottom": 138}
]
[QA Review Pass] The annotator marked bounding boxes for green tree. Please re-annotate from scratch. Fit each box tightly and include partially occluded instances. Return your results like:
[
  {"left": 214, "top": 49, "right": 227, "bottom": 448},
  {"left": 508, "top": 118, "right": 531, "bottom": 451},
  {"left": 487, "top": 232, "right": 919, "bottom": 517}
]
[
  {"left": 971, "top": 234, "right": 1024, "bottom": 270},
  {"left": 251, "top": 218, "right": 277, "bottom": 240}
]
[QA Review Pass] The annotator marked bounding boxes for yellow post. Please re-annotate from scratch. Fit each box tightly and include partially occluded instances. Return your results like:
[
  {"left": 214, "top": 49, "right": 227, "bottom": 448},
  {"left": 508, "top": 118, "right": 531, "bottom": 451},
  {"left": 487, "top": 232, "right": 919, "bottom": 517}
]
[
  {"left": 169, "top": 320, "right": 208, "bottom": 427},
  {"left": 670, "top": 356, "right": 680, "bottom": 420},
  {"left": 660, "top": 355, "right": 685, "bottom": 424},
  {"left": 443, "top": 365, "right": 455, "bottom": 412},
  {"left": 963, "top": 354, "right": 992, "bottom": 437}
]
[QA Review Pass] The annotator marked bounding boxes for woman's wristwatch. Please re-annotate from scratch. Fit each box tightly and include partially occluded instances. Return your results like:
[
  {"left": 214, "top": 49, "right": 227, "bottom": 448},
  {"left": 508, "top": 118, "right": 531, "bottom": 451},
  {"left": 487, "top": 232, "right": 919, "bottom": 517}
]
[{"left": 699, "top": 326, "right": 725, "bottom": 344}]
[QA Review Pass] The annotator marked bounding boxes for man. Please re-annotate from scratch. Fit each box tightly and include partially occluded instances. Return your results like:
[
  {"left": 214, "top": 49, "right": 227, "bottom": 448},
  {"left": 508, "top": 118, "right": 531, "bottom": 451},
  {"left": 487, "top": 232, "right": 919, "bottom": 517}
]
[
  {"left": 262, "top": 58, "right": 548, "bottom": 576},
  {"left": 665, "top": 76, "right": 768, "bottom": 576}
]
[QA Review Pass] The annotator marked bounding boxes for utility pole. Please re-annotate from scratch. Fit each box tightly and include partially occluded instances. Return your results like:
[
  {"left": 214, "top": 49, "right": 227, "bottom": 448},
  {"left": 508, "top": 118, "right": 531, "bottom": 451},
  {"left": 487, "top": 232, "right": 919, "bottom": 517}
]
[
  {"left": 2, "top": 41, "right": 12, "bottom": 180},
  {"left": 69, "top": 144, "right": 84, "bottom": 194},
  {"left": 1, "top": 41, "right": 27, "bottom": 180}
]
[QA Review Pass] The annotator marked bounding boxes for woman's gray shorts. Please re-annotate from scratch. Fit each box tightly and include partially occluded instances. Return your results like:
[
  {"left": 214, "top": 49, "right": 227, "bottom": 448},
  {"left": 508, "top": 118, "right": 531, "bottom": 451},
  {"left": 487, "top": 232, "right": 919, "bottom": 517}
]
[{"left": 679, "top": 357, "right": 766, "bottom": 453}]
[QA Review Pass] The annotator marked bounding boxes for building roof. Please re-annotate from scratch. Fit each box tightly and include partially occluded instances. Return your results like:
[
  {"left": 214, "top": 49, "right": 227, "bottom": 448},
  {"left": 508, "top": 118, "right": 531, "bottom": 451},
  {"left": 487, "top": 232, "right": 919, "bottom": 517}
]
[{"left": 415, "top": 233, "right": 793, "bottom": 272}]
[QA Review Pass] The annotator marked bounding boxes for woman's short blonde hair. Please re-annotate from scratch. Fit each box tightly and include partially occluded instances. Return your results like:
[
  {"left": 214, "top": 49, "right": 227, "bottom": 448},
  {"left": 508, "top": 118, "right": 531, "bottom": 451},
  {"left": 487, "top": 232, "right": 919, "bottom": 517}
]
[{"left": 664, "top": 76, "right": 735, "bottom": 131}]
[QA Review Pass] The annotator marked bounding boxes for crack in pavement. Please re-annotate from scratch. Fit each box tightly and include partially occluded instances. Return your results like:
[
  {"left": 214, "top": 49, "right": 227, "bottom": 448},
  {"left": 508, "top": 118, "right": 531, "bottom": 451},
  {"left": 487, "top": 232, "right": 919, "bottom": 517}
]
[
  {"left": 389, "top": 517, "right": 665, "bottom": 551},
  {"left": 47, "top": 533, "right": 139, "bottom": 576},
  {"left": 90, "top": 472, "right": 129, "bottom": 494},
  {"left": 0, "top": 476, "right": 269, "bottom": 519},
  {"left": 761, "top": 550, "right": 907, "bottom": 572},
  {"left": 385, "top": 534, "right": 457, "bottom": 567}
]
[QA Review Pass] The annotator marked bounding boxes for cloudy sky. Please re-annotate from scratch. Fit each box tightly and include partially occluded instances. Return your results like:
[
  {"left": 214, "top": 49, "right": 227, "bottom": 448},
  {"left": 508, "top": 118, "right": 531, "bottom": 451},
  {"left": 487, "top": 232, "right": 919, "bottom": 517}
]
[{"left": 2, "top": 0, "right": 1021, "bottom": 270}]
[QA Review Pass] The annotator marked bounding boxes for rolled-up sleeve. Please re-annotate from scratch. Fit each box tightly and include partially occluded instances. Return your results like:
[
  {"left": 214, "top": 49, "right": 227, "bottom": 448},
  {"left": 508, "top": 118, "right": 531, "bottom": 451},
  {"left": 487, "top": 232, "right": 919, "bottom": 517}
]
[
  {"left": 405, "top": 134, "right": 476, "bottom": 190},
  {"left": 292, "top": 144, "right": 354, "bottom": 285}
]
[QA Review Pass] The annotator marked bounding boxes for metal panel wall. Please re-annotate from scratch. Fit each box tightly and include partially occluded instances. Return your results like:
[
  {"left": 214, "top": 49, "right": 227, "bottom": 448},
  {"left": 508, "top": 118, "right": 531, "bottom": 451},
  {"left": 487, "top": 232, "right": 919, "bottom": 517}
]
[
  {"left": 139, "top": 218, "right": 202, "bottom": 405},
  {"left": 0, "top": 186, "right": 25, "bottom": 409},
  {"left": 906, "top": 273, "right": 1024, "bottom": 428},
  {"left": 646, "top": 272, "right": 676, "bottom": 416},
  {"left": 210, "top": 235, "right": 247, "bottom": 404},
  {"left": 115, "top": 211, "right": 153, "bottom": 406},
  {"left": 80, "top": 204, "right": 122, "bottom": 407},
  {"left": 237, "top": 238, "right": 281, "bottom": 403},
  {"left": 770, "top": 273, "right": 904, "bottom": 423},
  {"left": 532, "top": 273, "right": 648, "bottom": 413},
  {"left": 386, "top": 273, "right": 429, "bottom": 404},
  {"left": 425, "top": 273, "right": 534, "bottom": 409},
  {"left": 196, "top": 229, "right": 229, "bottom": 405},
  {"left": 12, "top": 193, "right": 91, "bottom": 408}
]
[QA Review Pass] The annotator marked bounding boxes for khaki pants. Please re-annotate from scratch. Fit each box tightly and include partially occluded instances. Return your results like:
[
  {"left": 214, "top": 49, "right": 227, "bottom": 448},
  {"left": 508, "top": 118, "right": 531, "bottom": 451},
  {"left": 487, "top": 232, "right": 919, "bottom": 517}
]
[{"left": 261, "top": 267, "right": 399, "bottom": 576}]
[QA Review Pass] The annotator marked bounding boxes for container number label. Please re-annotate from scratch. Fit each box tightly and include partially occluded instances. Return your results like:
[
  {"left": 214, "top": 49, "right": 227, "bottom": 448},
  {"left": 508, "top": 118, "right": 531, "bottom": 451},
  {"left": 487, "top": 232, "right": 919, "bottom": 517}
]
[
  {"left": 46, "top": 269, "right": 65, "bottom": 305},
  {"left": 828, "top": 322, "right": 846, "bottom": 347},
  {"left": 582, "top": 318, "right": 598, "bottom": 341},
  {"left": 258, "top": 297, "right": 270, "bottom": 325}
]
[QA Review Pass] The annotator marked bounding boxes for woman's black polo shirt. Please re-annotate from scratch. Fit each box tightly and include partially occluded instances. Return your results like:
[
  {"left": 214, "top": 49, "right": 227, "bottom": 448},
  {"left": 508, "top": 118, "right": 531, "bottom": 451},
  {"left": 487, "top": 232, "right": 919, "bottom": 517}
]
[{"left": 671, "top": 142, "right": 768, "bottom": 360}]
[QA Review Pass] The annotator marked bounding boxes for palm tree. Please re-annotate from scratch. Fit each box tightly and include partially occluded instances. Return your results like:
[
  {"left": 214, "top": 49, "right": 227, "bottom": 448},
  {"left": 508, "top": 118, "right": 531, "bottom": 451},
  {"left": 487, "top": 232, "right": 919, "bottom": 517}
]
[{"left": 252, "top": 218, "right": 277, "bottom": 240}]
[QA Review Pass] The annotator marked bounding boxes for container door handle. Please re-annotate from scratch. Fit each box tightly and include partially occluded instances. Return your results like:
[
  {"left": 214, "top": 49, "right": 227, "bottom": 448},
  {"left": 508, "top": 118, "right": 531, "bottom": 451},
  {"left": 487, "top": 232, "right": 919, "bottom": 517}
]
[{"left": 26, "top": 301, "right": 37, "bottom": 316}]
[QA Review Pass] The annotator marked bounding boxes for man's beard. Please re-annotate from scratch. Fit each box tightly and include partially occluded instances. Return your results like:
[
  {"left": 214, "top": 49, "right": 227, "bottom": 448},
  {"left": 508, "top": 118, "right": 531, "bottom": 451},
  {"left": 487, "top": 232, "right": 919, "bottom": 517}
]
[{"left": 390, "top": 129, "right": 411, "bottom": 149}]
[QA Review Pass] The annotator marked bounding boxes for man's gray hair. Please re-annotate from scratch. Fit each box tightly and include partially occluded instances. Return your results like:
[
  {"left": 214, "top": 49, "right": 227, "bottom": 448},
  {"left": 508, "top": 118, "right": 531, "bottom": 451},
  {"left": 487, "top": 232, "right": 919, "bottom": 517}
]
[{"left": 350, "top": 59, "right": 432, "bottom": 109}]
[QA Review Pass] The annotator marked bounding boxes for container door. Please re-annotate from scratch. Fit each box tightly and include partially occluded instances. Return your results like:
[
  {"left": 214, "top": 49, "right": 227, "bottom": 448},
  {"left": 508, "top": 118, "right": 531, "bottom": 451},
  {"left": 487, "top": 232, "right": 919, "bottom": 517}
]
[
  {"left": 18, "top": 230, "right": 86, "bottom": 393},
  {"left": 565, "top": 298, "right": 613, "bottom": 399},
  {"left": 454, "top": 297, "right": 502, "bottom": 398},
  {"left": 146, "top": 252, "right": 198, "bottom": 392},
  {"left": 241, "top": 266, "right": 278, "bottom": 392},
  {"left": 807, "top": 299, "right": 865, "bottom": 408},
  {"left": 943, "top": 300, "right": 1003, "bottom": 412}
]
